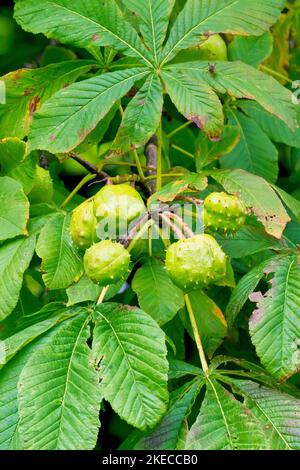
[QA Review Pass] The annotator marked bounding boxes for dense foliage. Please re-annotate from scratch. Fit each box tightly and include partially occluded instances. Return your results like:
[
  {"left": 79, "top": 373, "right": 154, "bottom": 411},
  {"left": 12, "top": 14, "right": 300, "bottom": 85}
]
[{"left": 0, "top": 0, "right": 300, "bottom": 451}]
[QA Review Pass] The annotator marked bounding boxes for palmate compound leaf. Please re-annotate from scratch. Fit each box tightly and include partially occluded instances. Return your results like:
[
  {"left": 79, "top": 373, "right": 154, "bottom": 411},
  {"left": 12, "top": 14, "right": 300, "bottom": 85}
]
[
  {"left": 131, "top": 258, "right": 185, "bottom": 326},
  {"left": 28, "top": 68, "right": 149, "bottom": 154},
  {"left": 0, "top": 177, "right": 29, "bottom": 242},
  {"left": 161, "top": 0, "right": 285, "bottom": 65},
  {"left": 229, "top": 379, "right": 300, "bottom": 450},
  {"left": 36, "top": 213, "right": 84, "bottom": 290},
  {"left": 92, "top": 303, "right": 169, "bottom": 430},
  {"left": 123, "top": 0, "right": 175, "bottom": 65},
  {"left": 185, "top": 378, "right": 268, "bottom": 450},
  {"left": 17, "top": 312, "right": 101, "bottom": 450},
  {"left": 249, "top": 254, "right": 300, "bottom": 381},
  {"left": 166, "top": 61, "right": 296, "bottom": 129},
  {"left": 111, "top": 73, "right": 163, "bottom": 155},
  {"left": 210, "top": 169, "right": 290, "bottom": 239},
  {"left": 14, "top": 0, "right": 153, "bottom": 66},
  {"left": 0, "top": 235, "right": 36, "bottom": 322},
  {"left": 0, "top": 60, "right": 95, "bottom": 139},
  {"left": 161, "top": 70, "right": 224, "bottom": 140}
]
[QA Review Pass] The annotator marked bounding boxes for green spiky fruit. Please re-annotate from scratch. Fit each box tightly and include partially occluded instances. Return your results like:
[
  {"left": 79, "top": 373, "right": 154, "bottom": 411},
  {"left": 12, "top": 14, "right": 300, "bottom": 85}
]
[
  {"left": 165, "top": 234, "right": 227, "bottom": 291},
  {"left": 84, "top": 240, "right": 131, "bottom": 285},
  {"left": 94, "top": 184, "right": 146, "bottom": 234},
  {"left": 70, "top": 199, "right": 97, "bottom": 250},
  {"left": 204, "top": 192, "right": 247, "bottom": 233}
]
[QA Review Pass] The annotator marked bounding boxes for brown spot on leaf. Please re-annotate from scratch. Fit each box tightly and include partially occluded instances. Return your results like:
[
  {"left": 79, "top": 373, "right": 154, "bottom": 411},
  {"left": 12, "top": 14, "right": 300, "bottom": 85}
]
[
  {"left": 29, "top": 96, "right": 40, "bottom": 120},
  {"left": 91, "top": 33, "right": 100, "bottom": 41},
  {"left": 23, "top": 87, "right": 33, "bottom": 96},
  {"left": 188, "top": 114, "right": 207, "bottom": 130},
  {"left": 50, "top": 135, "right": 56, "bottom": 142}
]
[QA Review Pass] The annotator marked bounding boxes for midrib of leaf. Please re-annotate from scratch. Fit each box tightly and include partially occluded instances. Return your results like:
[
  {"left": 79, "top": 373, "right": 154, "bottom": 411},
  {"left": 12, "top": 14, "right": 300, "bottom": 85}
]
[
  {"left": 207, "top": 378, "right": 234, "bottom": 449},
  {"left": 55, "top": 315, "right": 90, "bottom": 447},
  {"left": 148, "top": 0, "right": 158, "bottom": 66},
  {"left": 47, "top": 70, "right": 148, "bottom": 141},
  {"left": 97, "top": 310, "right": 152, "bottom": 426},
  {"left": 246, "top": 394, "right": 291, "bottom": 449},
  {"left": 34, "top": 0, "right": 153, "bottom": 68},
  {"left": 161, "top": 0, "right": 239, "bottom": 66}
]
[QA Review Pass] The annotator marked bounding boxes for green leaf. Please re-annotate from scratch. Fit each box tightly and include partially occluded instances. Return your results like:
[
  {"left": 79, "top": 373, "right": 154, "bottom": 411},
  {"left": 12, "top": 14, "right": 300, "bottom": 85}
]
[
  {"left": 161, "top": 70, "right": 224, "bottom": 140},
  {"left": 28, "top": 68, "right": 148, "bottom": 153},
  {"left": 66, "top": 275, "right": 123, "bottom": 306},
  {"left": 272, "top": 185, "right": 300, "bottom": 222},
  {"left": 230, "top": 379, "right": 300, "bottom": 450},
  {"left": 162, "top": 0, "right": 285, "bottom": 65},
  {"left": 210, "top": 169, "right": 290, "bottom": 239},
  {"left": 180, "top": 291, "right": 227, "bottom": 358},
  {"left": 217, "top": 226, "right": 284, "bottom": 259},
  {"left": 92, "top": 303, "right": 169, "bottom": 430},
  {"left": 112, "top": 73, "right": 163, "bottom": 154},
  {"left": 167, "top": 61, "right": 296, "bottom": 129},
  {"left": 238, "top": 100, "right": 300, "bottom": 148},
  {"left": 225, "top": 257, "right": 277, "bottom": 326},
  {"left": 18, "top": 313, "right": 101, "bottom": 450},
  {"left": 0, "top": 177, "right": 29, "bottom": 241},
  {"left": 195, "top": 125, "right": 240, "bottom": 170},
  {"left": 151, "top": 173, "right": 207, "bottom": 203},
  {"left": 0, "top": 61, "right": 95, "bottom": 139},
  {"left": 0, "top": 138, "right": 37, "bottom": 194},
  {"left": 121, "top": 379, "right": 202, "bottom": 450},
  {"left": 228, "top": 33, "right": 274, "bottom": 67},
  {"left": 132, "top": 259, "right": 185, "bottom": 325},
  {"left": 0, "top": 304, "right": 81, "bottom": 365},
  {"left": 36, "top": 213, "right": 83, "bottom": 290},
  {"left": 168, "top": 359, "right": 202, "bottom": 380},
  {"left": 221, "top": 110, "right": 278, "bottom": 183},
  {"left": 185, "top": 378, "right": 267, "bottom": 450},
  {"left": 14, "top": 0, "right": 152, "bottom": 66},
  {"left": 249, "top": 255, "right": 300, "bottom": 380},
  {"left": 0, "top": 325, "right": 63, "bottom": 450},
  {"left": 123, "top": 0, "right": 175, "bottom": 65},
  {"left": 0, "top": 236, "right": 36, "bottom": 322}
]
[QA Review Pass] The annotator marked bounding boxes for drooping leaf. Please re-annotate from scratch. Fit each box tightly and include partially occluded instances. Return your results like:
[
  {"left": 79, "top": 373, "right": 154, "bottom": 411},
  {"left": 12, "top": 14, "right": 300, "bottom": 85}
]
[
  {"left": 161, "top": 70, "right": 224, "bottom": 140},
  {"left": 185, "top": 379, "right": 267, "bottom": 450},
  {"left": 28, "top": 68, "right": 148, "bottom": 153},
  {"left": 36, "top": 213, "right": 83, "bottom": 290},
  {"left": 0, "top": 236, "right": 36, "bottom": 322},
  {"left": 210, "top": 169, "right": 290, "bottom": 239},
  {"left": 167, "top": 61, "right": 296, "bottom": 129},
  {"left": 230, "top": 379, "right": 300, "bottom": 450},
  {"left": 92, "top": 303, "right": 169, "bottom": 430},
  {"left": 228, "top": 33, "right": 274, "bottom": 67},
  {"left": 162, "top": 0, "right": 285, "bottom": 65},
  {"left": 0, "top": 177, "right": 29, "bottom": 241},
  {"left": 18, "top": 313, "right": 101, "bottom": 450},
  {"left": 151, "top": 173, "right": 207, "bottom": 203},
  {"left": 221, "top": 109, "right": 278, "bottom": 183},
  {"left": 112, "top": 73, "right": 163, "bottom": 154},
  {"left": 0, "top": 61, "right": 95, "bottom": 139},
  {"left": 132, "top": 258, "right": 184, "bottom": 325},
  {"left": 272, "top": 185, "right": 300, "bottom": 222},
  {"left": 180, "top": 291, "right": 227, "bottom": 358},
  {"left": 123, "top": 0, "right": 175, "bottom": 65},
  {"left": 14, "top": 0, "right": 152, "bottom": 66},
  {"left": 249, "top": 254, "right": 300, "bottom": 380}
]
